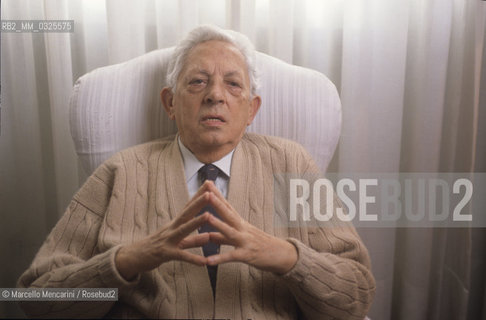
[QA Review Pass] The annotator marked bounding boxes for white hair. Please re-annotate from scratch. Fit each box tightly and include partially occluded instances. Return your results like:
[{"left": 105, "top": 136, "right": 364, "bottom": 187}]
[{"left": 166, "top": 25, "right": 260, "bottom": 96}]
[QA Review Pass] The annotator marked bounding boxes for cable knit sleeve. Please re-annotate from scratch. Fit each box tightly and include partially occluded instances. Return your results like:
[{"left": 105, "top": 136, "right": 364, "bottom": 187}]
[
  {"left": 16, "top": 155, "right": 140, "bottom": 319},
  {"left": 279, "top": 141, "right": 376, "bottom": 320},
  {"left": 283, "top": 221, "right": 375, "bottom": 320}
]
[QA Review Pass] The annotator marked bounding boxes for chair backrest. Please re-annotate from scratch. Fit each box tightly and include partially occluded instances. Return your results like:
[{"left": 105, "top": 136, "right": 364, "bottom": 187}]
[{"left": 69, "top": 47, "right": 341, "bottom": 177}]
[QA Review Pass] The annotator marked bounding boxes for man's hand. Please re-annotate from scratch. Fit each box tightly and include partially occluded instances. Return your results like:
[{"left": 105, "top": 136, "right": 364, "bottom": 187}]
[
  {"left": 115, "top": 185, "right": 213, "bottom": 280},
  {"left": 115, "top": 180, "right": 298, "bottom": 280},
  {"left": 204, "top": 182, "right": 298, "bottom": 275}
]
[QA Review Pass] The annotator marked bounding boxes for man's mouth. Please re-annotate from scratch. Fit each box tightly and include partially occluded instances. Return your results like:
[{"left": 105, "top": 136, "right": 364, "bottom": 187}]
[{"left": 201, "top": 115, "right": 226, "bottom": 124}]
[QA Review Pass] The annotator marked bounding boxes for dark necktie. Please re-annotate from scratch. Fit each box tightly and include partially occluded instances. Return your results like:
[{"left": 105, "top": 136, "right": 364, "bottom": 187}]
[{"left": 198, "top": 164, "right": 221, "bottom": 295}]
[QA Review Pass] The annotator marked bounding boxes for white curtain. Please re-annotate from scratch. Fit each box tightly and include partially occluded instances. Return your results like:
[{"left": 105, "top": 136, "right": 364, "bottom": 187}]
[{"left": 1, "top": 0, "right": 485, "bottom": 319}]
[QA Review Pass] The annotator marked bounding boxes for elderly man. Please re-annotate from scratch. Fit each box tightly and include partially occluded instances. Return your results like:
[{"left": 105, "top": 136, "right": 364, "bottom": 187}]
[{"left": 18, "top": 25, "right": 375, "bottom": 319}]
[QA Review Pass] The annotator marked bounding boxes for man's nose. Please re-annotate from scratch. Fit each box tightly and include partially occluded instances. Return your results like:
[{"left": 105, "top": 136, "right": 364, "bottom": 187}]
[{"left": 204, "top": 81, "right": 225, "bottom": 105}]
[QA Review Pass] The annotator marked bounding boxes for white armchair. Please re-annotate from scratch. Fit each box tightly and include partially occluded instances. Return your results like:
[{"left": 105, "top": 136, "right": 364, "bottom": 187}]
[
  {"left": 67, "top": 47, "right": 373, "bottom": 319},
  {"left": 69, "top": 47, "right": 342, "bottom": 177}
]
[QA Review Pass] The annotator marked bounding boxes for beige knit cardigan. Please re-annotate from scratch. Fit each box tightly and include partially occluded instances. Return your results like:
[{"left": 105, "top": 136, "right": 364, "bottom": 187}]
[{"left": 18, "top": 133, "right": 375, "bottom": 319}]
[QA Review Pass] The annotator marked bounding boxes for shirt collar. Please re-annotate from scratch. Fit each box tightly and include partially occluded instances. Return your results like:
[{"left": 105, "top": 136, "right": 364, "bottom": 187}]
[{"left": 178, "top": 136, "right": 234, "bottom": 182}]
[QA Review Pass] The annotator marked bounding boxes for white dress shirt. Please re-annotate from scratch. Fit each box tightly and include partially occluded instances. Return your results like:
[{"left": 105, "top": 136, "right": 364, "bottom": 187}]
[{"left": 178, "top": 137, "right": 233, "bottom": 199}]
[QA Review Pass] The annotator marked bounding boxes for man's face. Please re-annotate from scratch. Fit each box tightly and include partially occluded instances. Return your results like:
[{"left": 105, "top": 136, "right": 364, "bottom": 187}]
[{"left": 162, "top": 40, "right": 261, "bottom": 160}]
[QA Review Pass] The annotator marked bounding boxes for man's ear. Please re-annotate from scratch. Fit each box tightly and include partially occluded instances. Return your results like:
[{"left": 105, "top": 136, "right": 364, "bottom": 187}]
[
  {"left": 247, "top": 95, "right": 262, "bottom": 126},
  {"left": 161, "top": 87, "right": 176, "bottom": 120}
]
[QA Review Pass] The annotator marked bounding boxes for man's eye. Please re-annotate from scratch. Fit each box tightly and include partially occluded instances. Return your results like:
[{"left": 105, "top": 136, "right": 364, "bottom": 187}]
[
  {"left": 190, "top": 79, "right": 205, "bottom": 85},
  {"left": 227, "top": 81, "right": 241, "bottom": 88}
]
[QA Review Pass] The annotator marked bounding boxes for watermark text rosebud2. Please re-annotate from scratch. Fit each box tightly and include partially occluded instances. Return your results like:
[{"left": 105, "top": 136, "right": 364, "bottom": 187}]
[{"left": 274, "top": 173, "right": 486, "bottom": 228}]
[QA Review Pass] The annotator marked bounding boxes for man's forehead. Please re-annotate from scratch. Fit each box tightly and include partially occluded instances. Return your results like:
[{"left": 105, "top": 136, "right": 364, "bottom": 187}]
[
  {"left": 181, "top": 40, "right": 248, "bottom": 76},
  {"left": 188, "top": 40, "right": 243, "bottom": 58},
  {"left": 184, "top": 67, "right": 245, "bottom": 78}
]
